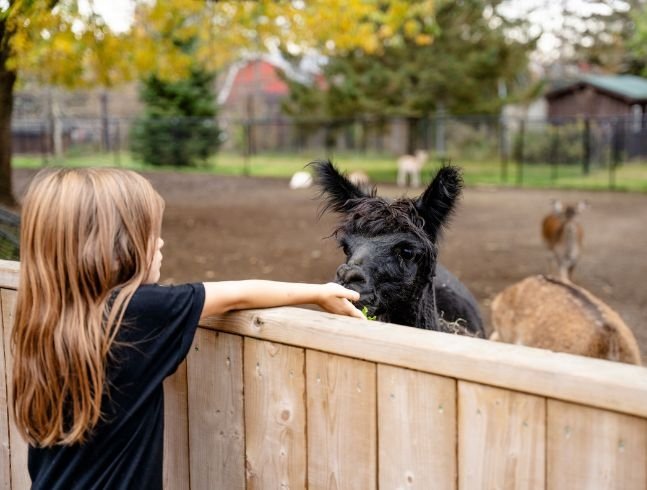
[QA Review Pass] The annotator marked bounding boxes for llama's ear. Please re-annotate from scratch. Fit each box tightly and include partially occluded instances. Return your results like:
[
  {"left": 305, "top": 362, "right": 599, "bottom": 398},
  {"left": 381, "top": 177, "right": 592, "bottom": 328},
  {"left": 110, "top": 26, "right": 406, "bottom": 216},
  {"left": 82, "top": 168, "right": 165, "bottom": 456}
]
[
  {"left": 309, "top": 159, "right": 370, "bottom": 214},
  {"left": 415, "top": 165, "right": 463, "bottom": 239}
]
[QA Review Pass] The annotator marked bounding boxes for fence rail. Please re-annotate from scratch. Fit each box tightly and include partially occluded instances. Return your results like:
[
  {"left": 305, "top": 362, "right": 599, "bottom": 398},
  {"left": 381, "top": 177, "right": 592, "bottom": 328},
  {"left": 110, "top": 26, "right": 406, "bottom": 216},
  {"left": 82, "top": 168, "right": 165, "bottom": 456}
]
[{"left": 2, "top": 259, "right": 647, "bottom": 489}]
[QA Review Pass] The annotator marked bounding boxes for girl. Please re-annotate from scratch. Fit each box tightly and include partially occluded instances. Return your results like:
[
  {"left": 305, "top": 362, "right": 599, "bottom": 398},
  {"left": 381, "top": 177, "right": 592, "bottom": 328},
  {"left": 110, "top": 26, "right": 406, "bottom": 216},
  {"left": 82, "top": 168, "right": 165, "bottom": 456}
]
[{"left": 12, "top": 167, "right": 363, "bottom": 489}]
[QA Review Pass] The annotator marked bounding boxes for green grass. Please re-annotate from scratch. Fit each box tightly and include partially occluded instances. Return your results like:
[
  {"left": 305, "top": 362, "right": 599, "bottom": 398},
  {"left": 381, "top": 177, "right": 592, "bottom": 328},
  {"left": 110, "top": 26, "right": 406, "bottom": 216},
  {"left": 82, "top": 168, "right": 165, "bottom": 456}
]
[{"left": 12, "top": 151, "right": 647, "bottom": 192}]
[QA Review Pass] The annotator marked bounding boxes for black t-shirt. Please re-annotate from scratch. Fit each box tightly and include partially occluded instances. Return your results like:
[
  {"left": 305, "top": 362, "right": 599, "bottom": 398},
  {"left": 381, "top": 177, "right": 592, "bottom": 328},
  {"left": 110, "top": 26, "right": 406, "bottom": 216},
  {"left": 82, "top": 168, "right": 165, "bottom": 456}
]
[{"left": 28, "top": 282, "right": 206, "bottom": 490}]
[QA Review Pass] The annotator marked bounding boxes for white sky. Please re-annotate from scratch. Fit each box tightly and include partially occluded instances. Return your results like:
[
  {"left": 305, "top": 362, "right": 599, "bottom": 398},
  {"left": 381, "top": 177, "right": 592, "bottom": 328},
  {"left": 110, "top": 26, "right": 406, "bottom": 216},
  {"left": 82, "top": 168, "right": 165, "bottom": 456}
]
[{"left": 86, "top": 0, "right": 136, "bottom": 33}]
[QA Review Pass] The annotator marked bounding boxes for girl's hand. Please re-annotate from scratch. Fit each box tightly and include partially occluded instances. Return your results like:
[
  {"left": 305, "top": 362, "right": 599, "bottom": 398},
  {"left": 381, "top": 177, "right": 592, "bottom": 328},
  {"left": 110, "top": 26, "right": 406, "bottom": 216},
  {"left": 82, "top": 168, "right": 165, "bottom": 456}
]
[{"left": 317, "top": 283, "right": 365, "bottom": 319}]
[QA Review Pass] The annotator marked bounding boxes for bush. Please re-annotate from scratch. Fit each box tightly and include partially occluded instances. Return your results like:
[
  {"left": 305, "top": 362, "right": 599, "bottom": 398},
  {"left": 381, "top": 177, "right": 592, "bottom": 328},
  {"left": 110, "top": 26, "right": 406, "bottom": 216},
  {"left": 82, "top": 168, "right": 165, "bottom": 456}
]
[
  {"left": 513, "top": 123, "right": 583, "bottom": 165},
  {"left": 130, "top": 69, "right": 222, "bottom": 167}
]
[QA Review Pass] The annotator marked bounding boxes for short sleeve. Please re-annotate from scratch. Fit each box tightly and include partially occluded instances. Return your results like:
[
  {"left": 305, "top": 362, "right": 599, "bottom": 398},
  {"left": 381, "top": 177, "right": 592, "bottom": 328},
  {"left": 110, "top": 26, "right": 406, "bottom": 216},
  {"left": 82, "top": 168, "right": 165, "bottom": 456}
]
[{"left": 119, "top": 282, "right": 206, "bottom": 378}]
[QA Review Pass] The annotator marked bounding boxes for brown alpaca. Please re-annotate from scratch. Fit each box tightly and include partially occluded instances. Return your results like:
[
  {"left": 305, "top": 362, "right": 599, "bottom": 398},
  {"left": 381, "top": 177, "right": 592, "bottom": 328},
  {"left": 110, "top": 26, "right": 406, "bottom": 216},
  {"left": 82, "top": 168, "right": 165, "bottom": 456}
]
[
  {"left": 490, "top": 275, "right": 641, "bottom": 365},
  {"left": 541, "top": 200, "right": 587, "bottom": 280}
]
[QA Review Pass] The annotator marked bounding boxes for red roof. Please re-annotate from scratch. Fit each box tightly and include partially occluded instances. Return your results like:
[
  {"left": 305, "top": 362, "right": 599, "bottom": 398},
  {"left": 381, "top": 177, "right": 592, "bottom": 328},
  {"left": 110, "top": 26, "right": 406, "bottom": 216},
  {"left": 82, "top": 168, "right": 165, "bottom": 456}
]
[{"left": 225, "top": 60, "right": 289, "bottom": 105}]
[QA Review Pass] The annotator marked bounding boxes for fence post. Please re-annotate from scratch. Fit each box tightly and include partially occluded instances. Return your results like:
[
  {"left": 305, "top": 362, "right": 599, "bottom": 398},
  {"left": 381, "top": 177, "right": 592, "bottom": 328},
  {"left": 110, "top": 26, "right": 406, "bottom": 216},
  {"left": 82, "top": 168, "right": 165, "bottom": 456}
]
[
  {"left": 113, "top": 119, "right": 121, "bottom": 167},
  {"left": 40, "top": 121, "right": 48, "bottom": 166},
  {"left": 610, "top": 119, "right": 623, "bottom": 190},
  {"left": 498, "top": 117, "right": 508, "bottom": 183},
  {"left": 435, "top": 106, "right": 446, "bottom": 159},
  {"left": 515, "top": 119, "right": 525, "bottom": 186},
  {"left": 582, "top": 117, "right": 591, "bottom": 175},
  {"left": 243, "top": 120, "right": 251, "bottom": 176},
  {"left": 550, "top": 123, "right": 559, "bottom": 183}
]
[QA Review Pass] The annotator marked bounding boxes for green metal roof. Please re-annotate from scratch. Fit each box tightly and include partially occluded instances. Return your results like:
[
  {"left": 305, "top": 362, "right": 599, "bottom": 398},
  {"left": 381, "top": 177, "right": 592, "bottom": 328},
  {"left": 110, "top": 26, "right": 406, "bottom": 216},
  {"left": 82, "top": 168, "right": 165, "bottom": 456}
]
[{"left": 580, "top": 75, "right": 647, "bottom": 101}]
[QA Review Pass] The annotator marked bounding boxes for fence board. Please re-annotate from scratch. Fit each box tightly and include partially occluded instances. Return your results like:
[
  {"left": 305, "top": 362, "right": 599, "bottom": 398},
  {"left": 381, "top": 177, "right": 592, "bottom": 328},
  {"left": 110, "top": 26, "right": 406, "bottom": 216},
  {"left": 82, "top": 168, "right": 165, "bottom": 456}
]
[
  {"left": 0, "top": 290, "right": 12, "bottom": 490},
  {"left": 201, "top": 307, "right": 647, "bottom": 418},
  {"left": 306, "top": 351, "right": 377, "bottom": 489},
  {"left": 187, "top": 330, "right": 244, "bottom": 490},
  {"left": 458, "top": 381, "right": 546, "bottom": 489},
  {"left": 244, "top": 339, "right": 306, "bottom": 489},
  {"left": 547, "top": 400, "right": 647, "bottom": 489},
  {"left": 0, "top": 261, "right": 19, "bottom": 290},
  {"left": 378, "top": 365, "right": 457, "bottom": 490},
  {"left": 1, "top": 289, "right": 28, "bottom": 490},
  {"left": 163, "top": 360, "right": 190, "bottom": 490}
]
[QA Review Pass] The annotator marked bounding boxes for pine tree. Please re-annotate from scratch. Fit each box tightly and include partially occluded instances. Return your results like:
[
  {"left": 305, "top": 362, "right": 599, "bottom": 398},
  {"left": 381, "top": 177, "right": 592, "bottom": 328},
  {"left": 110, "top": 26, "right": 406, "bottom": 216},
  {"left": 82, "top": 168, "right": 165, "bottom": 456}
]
[{"left": 130, "top": 68, "right": 221, "bottom": 167}]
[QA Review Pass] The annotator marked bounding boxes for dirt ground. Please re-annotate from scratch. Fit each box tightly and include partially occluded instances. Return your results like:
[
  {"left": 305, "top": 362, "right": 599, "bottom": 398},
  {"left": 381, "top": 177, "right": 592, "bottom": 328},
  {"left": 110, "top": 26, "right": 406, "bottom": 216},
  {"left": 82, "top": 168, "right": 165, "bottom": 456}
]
[{"left": 13, "top": 168, "right": 647, "bottom": 360}]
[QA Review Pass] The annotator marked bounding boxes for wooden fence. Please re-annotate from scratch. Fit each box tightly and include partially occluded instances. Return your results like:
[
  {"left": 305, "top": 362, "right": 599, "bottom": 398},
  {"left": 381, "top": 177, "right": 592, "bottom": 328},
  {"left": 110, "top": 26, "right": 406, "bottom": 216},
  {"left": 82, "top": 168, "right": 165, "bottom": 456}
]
[{"left": 2, "top": 259, "right": 647, "bottom": 489}]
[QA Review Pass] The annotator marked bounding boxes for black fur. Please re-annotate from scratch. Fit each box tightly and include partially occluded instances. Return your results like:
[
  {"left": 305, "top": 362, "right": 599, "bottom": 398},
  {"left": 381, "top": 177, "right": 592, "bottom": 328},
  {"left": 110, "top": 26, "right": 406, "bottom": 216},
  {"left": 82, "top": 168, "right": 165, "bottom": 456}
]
[{"left": 312, "top": 159, "right": 484, "bottom": 337}]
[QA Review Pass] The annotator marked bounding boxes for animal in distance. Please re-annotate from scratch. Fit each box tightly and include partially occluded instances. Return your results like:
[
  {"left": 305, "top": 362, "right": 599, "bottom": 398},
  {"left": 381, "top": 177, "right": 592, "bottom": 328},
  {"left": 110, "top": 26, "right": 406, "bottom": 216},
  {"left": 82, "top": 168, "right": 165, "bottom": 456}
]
[
  {"left": 397, "top": 150, "right": 428, "bottom": 188},
  {"left": 541, "top": 200, "right": 588, "bottom": 280}
]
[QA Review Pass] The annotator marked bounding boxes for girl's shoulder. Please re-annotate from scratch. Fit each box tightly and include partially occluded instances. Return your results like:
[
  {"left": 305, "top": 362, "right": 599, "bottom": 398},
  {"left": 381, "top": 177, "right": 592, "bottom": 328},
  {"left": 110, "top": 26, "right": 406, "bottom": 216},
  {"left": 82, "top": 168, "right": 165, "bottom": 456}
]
[{"left": 127, "top": 283, "right": 205, "bottom": 318}]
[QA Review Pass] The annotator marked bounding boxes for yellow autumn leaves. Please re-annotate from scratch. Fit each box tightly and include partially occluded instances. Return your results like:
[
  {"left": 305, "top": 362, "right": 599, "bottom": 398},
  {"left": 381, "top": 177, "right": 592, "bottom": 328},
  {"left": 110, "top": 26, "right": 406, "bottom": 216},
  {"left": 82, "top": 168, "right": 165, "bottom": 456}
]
[{"left": 5, "top": 0, "right": 437, "bottom": 89}]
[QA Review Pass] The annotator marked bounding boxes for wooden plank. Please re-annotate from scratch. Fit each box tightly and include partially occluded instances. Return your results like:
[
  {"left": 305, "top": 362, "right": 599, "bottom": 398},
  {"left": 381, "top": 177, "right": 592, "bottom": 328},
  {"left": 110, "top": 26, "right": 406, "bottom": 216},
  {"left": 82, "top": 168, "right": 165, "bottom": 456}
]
[
  {"left": 458, "top": 381, "right": 545, "bottom": 489},
  {"left": 1, "top": 289, "right": 29, "bottom": 489},
  {"left": 306, "top": 350, "right": 376, "bottom": 489},
  {"left": 244, "top": 338, "right": 306, "bottom": 489},
  {"left": 200, "top": 307, "right": 647, "bottom": 418},
  {"left": 187, "top": 329, "right": 244, "bottom": 490},
  {"left": 547, "top": 400, "right": 647, "bottom": 489},
  {"left": 0, "top": 289, "right": 12, "bottom": 490},
  {"left": 163, "top": 360, "right": 190, "bottom": 490},
  {"left": 0, "top": 260, "right": 19, "bottom": 290},
  {"left": 378, "top": 365, "right": 456, "bottom": 490}
]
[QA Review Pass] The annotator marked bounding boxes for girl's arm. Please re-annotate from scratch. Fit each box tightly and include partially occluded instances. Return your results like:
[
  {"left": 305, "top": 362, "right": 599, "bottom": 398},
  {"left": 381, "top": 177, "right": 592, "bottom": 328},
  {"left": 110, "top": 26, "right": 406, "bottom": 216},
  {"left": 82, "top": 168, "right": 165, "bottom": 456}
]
[{"left": 201, "top": 280, "right": 364, "bottom": 319}]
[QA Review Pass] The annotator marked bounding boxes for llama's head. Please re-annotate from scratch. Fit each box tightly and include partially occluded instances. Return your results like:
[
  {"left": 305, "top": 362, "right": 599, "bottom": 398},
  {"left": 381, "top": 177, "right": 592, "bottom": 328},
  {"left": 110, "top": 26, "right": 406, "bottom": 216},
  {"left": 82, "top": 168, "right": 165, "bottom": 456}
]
[{"left": 311, "top": 160, "right": 462, "bottom": 323}]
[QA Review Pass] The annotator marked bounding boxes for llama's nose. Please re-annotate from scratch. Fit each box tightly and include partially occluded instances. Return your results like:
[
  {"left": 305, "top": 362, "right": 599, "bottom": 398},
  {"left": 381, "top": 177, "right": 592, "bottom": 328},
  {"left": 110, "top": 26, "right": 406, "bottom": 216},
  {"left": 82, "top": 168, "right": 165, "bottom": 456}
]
[{"left": 336, "top": 264, "right": 367, "bottom": 288}]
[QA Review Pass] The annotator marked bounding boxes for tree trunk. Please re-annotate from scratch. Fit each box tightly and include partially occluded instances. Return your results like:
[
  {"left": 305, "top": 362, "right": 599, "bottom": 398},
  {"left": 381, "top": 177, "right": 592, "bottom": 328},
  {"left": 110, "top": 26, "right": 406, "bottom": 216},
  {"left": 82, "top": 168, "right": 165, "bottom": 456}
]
[{"left": 0, "top": 16, "right": 17, "bottom": 207}]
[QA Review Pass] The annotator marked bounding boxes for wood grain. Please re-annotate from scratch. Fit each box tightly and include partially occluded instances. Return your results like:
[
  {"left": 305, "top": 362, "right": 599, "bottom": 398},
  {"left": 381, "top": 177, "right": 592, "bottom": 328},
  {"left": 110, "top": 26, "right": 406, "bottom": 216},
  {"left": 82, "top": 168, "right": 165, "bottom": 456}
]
[
  {"left": 0, "top": 289, "right": 12, "bottom": 490},
  {"left": 244, "top": 338, "right": 306, "bottom": 489},
  {"left": 306, "top": 350, "right": 377, "bottom": 490},
  {"left": 378, "top": 365, "right": 457, "bottom": 490},
  {"left": 187, "top": 329, "right": 244, "bottom": 490},
  {"left": 163, "top": 360, "right": 190, "bottom": 490},
  {"left": 0, "top": 261, "right": 19, "bottom": 290},
  {"left": 1, "top": 289, "right": 29, "bottom": 490},
  {"left": 200, "top": 307, "right": 647, "bottom": 418},
  {"left": 547, "top": 399, "right": 647, "bottom": 489},
  {"left": 458, "top": 381, "right": 546, "bottom": 489}
]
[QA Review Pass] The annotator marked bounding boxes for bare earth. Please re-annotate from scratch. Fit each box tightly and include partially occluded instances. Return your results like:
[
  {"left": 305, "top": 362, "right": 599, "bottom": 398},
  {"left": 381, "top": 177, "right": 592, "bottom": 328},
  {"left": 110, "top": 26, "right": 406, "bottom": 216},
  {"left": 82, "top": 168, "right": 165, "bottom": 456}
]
[{"left": 13, "top": 168, "right": 647, "bottom": 360}]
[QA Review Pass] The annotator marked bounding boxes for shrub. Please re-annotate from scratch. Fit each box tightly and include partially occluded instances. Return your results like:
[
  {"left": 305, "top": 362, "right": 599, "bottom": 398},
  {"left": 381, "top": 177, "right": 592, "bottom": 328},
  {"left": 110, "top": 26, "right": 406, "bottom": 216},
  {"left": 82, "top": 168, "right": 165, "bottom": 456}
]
[{"left": 130, "top": 69, "right": 221, "bottom": 167}]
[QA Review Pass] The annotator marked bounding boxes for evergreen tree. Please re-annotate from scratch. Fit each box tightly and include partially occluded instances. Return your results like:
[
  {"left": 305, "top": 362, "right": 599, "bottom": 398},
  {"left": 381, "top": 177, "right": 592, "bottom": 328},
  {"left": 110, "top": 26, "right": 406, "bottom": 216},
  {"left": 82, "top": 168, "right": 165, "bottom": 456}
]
[
  {"left": 281, "top": 0, "right": 536, "bottom": 147},
  {"left": 131, "top": 68, "right": 221, "bottom": 167}
]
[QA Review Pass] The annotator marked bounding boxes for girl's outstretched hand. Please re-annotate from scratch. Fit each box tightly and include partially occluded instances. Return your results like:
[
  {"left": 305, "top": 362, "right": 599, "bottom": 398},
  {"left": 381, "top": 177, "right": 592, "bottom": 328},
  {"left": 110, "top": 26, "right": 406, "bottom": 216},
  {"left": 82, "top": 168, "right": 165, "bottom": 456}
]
[{"left": 317, "top": 283, "right": 365, "bottom": 319}]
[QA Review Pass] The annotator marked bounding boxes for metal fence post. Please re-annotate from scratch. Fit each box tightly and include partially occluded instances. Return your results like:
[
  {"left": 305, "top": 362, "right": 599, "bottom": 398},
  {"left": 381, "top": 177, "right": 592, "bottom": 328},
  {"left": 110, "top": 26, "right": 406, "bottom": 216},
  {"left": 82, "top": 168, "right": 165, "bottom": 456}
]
[
  {"left": 515, "top": 119, "right": 525, "bottom": 186},
  {"left": 582, "top": 117, "right": 591, "bottom": 175},
  {"left": 550, "top": 123, "right": 560, "bottom": 182},
  {"left": 499, "top": 116, "right": 508, "bottom": 183}
]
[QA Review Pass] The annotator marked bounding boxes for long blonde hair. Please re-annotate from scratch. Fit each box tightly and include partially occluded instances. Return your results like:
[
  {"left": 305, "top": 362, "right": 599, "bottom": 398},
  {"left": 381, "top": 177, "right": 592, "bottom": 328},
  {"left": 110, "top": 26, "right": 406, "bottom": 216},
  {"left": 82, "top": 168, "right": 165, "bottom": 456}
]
[{"left": 12, "top": 167, "right": 164, "bottom": 446}]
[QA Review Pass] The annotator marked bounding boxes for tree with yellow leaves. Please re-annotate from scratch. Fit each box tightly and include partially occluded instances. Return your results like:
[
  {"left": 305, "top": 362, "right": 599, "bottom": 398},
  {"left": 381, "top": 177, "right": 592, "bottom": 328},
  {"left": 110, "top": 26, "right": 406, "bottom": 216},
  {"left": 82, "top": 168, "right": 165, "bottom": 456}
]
[{"left": 0, "top": 0, "right": 436, "bottom": 205}]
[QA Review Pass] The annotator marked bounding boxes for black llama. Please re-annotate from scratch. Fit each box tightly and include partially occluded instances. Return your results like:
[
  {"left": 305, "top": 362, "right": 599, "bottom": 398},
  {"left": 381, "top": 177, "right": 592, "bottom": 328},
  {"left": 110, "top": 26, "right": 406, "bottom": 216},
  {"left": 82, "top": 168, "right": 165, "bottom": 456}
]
[{"left": 311, "top": 160, "right": 484, "bottom": 337}]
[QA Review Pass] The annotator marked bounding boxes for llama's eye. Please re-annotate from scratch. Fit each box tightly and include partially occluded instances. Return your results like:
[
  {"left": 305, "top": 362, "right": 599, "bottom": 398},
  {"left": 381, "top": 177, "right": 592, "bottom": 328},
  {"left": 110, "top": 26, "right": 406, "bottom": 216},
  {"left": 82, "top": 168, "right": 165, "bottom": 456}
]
[{"left": 397, "top": 247, "right": 415, "bottom": 261}]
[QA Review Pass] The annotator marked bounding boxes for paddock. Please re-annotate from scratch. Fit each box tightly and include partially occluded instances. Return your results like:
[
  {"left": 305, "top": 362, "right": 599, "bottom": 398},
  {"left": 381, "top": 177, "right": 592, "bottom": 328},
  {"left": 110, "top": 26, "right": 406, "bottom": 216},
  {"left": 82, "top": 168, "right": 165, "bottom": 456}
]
[
  {"left": 11, "top": 169, "right": 647, "bottom": 359},
  {"left": 2, "top": 260, "right": 647, "bottom": 489}
]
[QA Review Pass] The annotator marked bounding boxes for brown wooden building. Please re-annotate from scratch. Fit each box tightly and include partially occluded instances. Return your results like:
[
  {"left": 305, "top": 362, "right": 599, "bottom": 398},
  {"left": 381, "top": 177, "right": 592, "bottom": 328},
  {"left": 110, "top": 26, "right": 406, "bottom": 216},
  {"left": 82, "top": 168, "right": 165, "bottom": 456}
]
[{"left": 545, "top": 75, "right": 647, "bottom": 120}]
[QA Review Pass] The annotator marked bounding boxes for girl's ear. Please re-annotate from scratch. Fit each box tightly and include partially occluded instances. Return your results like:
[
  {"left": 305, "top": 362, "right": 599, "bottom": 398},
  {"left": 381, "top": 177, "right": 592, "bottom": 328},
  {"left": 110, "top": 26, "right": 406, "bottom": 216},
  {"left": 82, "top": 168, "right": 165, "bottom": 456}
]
[
  {"left": 415, "top": 165, "right": 463, "bottom": 239},
  {"left": 310, "top": 160, "right": 370, "bottom": 215}
]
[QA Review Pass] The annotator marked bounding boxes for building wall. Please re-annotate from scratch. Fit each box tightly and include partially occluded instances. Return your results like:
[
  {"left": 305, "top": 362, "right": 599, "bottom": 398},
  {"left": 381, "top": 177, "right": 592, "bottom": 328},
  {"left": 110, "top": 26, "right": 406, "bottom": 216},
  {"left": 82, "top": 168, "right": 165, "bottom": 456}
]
[{"left": 547, "top": 86, "right": 631, "bottom": 119}]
